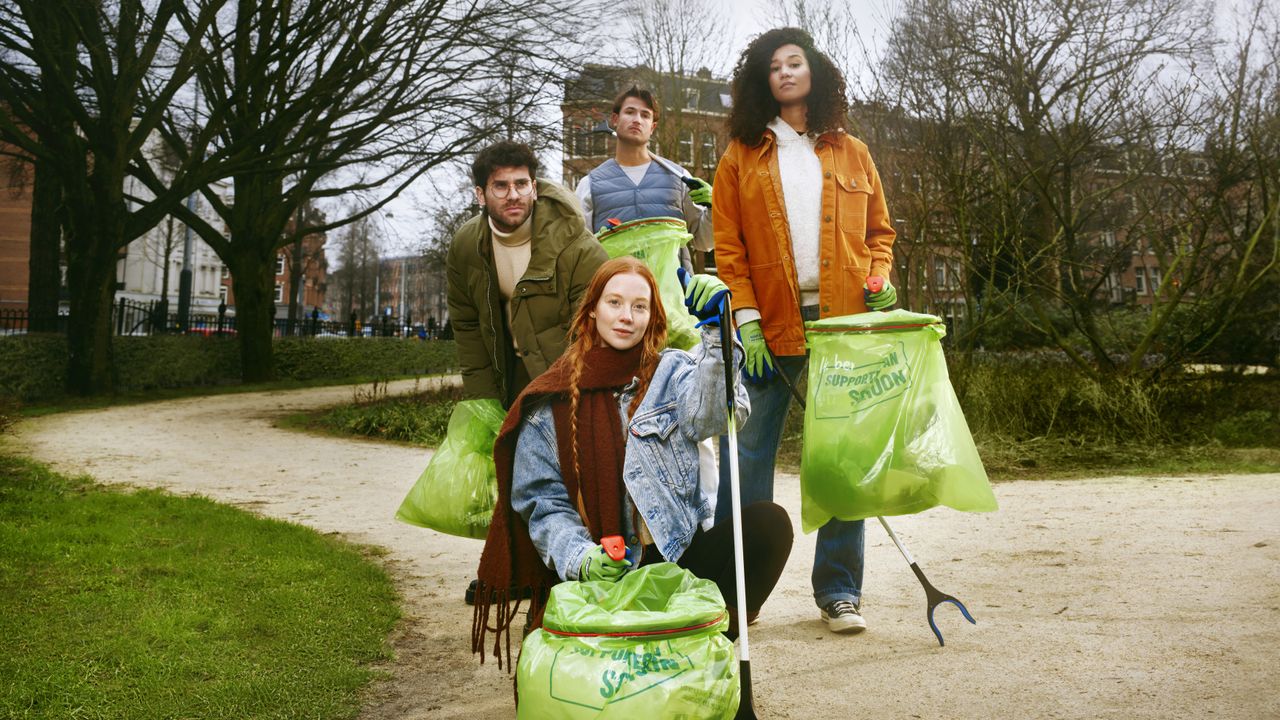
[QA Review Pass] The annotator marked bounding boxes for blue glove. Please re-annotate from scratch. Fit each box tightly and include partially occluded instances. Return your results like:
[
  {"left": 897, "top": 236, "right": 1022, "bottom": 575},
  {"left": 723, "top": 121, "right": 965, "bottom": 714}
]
[
  {"left": 579, "top": 544, "right": 632, "bottom": 582},
  {"left": 683, "top": 176, "right": 712, "bottom": 207},
  {"left": 677, "top": 268, "right": 729, "bottom": 323},
  {"left": 864, "top": 276, "right": 897, "bottom": 310},
  {"left": 737, "top": 320, "right": 776, "bottom": 383}
]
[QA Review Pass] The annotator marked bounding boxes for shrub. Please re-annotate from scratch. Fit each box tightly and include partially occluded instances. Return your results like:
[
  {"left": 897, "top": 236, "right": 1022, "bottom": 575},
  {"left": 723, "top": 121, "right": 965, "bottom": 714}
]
[
  {"left": 1211, "top": 410, "right": 1280, "bottom": 447},
  {"left": 0, "top": 335, "right": 458, "bottom": 403},
  {"left": 0, "top": 334, "right": 66, "bottom": 402},
  {"left": 948, "top": 354, "right": 1280, "bottom": 446},
  {"left": 319, "top": 384, "right": 464, "bottom": 446},
  {"left": 274, "top": 337, "right": 456, "bottom": 381}
]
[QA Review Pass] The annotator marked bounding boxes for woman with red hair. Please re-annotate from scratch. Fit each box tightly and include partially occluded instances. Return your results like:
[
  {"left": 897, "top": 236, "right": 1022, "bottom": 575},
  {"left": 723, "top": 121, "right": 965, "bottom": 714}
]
[{"left": 471, "top": 257, "right": 793, "bottom": 664}]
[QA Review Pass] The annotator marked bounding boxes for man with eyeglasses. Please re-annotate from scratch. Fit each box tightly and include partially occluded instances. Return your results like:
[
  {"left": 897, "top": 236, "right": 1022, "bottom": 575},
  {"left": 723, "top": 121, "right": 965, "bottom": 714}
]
[
  {"left": 447, "top": 140, "right": 607, "bottom": 409},
  {"left": 575, "top": 86, "right": 714, "bottom": 270}
]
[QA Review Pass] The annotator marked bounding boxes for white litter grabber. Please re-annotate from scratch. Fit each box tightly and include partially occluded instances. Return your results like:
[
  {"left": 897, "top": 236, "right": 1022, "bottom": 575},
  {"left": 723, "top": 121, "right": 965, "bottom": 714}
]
[{"left": 717, "top": 295, "right": 759, "bottom": 720}]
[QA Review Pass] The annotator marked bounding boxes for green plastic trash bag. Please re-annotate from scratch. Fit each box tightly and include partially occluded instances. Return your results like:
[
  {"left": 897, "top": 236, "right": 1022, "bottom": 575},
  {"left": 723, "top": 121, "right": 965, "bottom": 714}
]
[
  {"left": 395, "top": 398, "right": 505, "bottom": 539},
  {"left": 597, "top": 218, "right": 698, "bottom": 350},
  {"left": 516, "top": 563, "right": 739, "bottom": 719},
  {"left": 799, "top": 310, "right": 997, "bottom": 532}
]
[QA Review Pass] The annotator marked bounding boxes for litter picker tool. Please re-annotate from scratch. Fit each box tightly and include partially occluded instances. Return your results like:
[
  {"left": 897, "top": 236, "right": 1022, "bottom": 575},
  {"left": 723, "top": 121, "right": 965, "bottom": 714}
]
[
  {"left": 719, "top": 295, "right": 759, "bottom": 719},
  {"left": 771, "top": 329, "right": 976, "bottom": 648}
]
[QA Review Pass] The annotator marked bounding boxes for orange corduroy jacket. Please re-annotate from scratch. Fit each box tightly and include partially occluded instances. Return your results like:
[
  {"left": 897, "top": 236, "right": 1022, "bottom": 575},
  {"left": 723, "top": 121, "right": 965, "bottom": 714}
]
[{"left": 712, "top": 128, "right": 896, "bottom": 357}]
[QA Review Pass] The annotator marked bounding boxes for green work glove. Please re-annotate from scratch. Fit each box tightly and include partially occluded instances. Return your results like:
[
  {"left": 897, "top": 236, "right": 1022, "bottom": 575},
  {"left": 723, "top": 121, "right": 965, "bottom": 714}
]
[
  {"left": 737, "top": 319, "right": 776, "bottom": 383},
  {"left": 686, "top": 176, "right": 712, "bottom": 207},
  {"left": 579, "top": 544, "right": 632, "bottom": 582},
  {"left": 864, "top": 276, "right": 897, "bottom": 310},
  {"left": 678, "top": 269, "right": 729, "bottom": 322}
]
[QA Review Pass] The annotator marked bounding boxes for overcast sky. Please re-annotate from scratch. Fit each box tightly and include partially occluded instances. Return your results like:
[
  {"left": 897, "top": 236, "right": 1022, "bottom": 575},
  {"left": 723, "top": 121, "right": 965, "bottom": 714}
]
[
  {"left": 372, "top": 0, "right": 1263, "bottom": 257},
  {"left": 372, "top": 0, "right": 901, "bottom": 255}
]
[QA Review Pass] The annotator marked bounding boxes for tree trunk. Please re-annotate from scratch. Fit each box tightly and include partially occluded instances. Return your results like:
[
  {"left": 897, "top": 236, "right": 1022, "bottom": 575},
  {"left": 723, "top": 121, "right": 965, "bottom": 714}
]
[
  {"left": 27, "top": 158, "right": 63, "bottom": 333},
  {"left": 287, "top": 235, "right": 303, "bottom": 335},
  {"left": 229, "top": 249, "right": 277, "bottom": 382},
  {"left": 62, "top": 225, "right": 119, "bottom": 396}
]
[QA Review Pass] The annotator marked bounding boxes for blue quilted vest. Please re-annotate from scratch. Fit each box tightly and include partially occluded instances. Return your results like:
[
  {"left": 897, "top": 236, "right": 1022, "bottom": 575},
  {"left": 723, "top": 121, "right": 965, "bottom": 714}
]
[{"left": 587, "top": 158, "right": 685, "bottom": 232}]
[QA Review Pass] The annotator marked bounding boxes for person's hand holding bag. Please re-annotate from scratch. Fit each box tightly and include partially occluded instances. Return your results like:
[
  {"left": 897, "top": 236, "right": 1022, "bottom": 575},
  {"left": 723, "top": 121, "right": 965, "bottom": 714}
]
[{"left": 579, "top": 544, "right": 632, "bottom": 582}]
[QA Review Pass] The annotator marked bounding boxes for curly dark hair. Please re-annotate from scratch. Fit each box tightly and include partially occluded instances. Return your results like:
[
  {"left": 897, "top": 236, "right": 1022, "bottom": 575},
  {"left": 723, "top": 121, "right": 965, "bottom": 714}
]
[
  {"left": 471, "top": 140, "right": 539, "bottom": 188},
  {"left": 726, "top": 27, "right": 849, "bottom": 146}
]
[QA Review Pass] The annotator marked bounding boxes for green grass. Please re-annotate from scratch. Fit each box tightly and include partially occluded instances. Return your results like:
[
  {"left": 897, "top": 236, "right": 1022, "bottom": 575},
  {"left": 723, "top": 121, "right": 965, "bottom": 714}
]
[
  {"left": 276, "top": 383, "right": 464, "bottom": 448},
  {"left": 0, "top": 455, "right": 400, "bottom": 720},
  {"left": 971, "top": 437, "right": 1280, "bottom": 480}
]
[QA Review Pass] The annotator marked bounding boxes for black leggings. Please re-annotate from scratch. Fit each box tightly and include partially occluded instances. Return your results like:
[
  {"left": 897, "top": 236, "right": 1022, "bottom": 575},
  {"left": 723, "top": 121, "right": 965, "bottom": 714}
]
[{"left": 642, "top": 501, "right": 793, "bottom": 614}]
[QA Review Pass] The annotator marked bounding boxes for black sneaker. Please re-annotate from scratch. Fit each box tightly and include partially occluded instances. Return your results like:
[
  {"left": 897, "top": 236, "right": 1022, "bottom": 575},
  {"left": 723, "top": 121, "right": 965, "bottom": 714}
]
[{"left": 821, "top": 600, "right": 867, "bottom": 634}]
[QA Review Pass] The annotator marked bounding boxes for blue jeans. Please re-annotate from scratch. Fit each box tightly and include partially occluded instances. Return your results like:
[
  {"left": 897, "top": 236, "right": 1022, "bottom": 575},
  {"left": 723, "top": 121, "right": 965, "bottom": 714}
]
[{"left": 717, "top": 354, "right": 865, "bottom": 609}]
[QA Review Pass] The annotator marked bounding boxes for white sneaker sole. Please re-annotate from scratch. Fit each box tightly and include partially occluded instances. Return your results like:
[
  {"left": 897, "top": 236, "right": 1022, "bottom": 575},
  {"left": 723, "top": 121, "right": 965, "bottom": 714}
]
[{"left": 822, "top": 612, "right": 867, "bottom": 634}]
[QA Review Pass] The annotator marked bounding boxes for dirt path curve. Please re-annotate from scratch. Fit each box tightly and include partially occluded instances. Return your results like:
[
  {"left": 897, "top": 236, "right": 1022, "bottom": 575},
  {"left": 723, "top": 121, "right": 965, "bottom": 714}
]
[{"left": 7, "top": 381, "right": 1279, "bottom": 719}]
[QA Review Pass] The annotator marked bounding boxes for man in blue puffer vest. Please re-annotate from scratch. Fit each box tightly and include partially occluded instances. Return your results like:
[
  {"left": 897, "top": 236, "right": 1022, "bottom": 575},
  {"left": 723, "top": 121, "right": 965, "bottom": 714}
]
[{"left": 575, "top": 86, "right": 714, "bottom": 271}]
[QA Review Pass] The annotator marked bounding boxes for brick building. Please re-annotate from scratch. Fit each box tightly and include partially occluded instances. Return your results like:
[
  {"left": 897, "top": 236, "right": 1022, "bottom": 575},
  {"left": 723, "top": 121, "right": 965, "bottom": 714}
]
[
  {"left": 0, "top": 132, "right": 329, "bottom": 322},
  {"left": 0, "top": 151, "right": 34, "bottom": 309}
]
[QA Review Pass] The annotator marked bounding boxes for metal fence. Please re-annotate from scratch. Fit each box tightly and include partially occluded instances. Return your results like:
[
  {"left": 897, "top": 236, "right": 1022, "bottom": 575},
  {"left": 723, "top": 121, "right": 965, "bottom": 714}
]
[{"left": 0, "top": 299, "right": 441, "bottom": 339}]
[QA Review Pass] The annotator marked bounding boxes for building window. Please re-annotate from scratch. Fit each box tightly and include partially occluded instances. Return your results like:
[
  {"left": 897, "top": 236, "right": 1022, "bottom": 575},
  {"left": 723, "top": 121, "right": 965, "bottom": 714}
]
[
  {"left": 221, "top": 264, "right": 229, "bottom": 279},
  {"left": 1134, "top": 267, "right": 1146, "bottom": 294},
  {"left": 679, "top": 130, "right": 694, "bottom": 165},
  {"left": 275, "top": 255, "right": 285, "bottom": 276},
  {"left": 684, "top": 88, "right": 699, "bottom": 110},
  {"left": 949, "top": 260, "right": 962, "bottom": 289},
  {"left": 934, "top": 257, "right": 946, "bottom": 288},
  {"left": 1148, "top": 268, "right": 1160, "bottom": 292},
  {"left": 274, "top": 282, "right": 284, "bottom": 303},
  {"left": 1108, "top": 271, "right": 1122, "bottom": 303},
  {"left": 575, "top": 122, "right": 589, "bottom": 158},
  {"left": 700, "top": 133, "right": 717, "bottom": 166},
  {"left": 1102, "top": 230, "right": 1116, "bottom": 248},
  {"left": 219, "top": 285, "right": 228, "bottom": 304}
]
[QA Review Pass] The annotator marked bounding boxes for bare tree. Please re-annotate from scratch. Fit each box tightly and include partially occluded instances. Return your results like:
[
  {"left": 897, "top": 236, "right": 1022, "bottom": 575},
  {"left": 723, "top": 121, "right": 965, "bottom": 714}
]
[
  {"left": 134, "top": 0, "right": 596, "bottom": 381},
  {"left": 408, "top": 181, "right": 477, "bottom": 332},
  {"left": 874, "top": 0, "right": 1265, "bottom": 379},
  {"left": 329, "top": 215, "right": 382, "bottom": 329},
  {"left": 616, "top": 0, "right": 732, "bottom": 166},
  {"left": 1133, "top": 0, "right": 1279, "bottom": 368},
  {"left": 0, "top": 0, "right": 229, "bottom": 394}
]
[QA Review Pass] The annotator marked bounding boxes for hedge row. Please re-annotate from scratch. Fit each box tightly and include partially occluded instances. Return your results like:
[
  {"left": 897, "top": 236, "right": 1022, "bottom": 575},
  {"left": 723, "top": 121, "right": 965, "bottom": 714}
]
[{"left": 0, "top": 335, "right": 458, "bottom": 402}]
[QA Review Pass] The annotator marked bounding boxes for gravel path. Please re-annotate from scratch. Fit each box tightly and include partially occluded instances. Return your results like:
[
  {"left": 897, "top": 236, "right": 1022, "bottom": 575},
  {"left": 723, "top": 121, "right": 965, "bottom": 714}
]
[{"left": 7, "top": 380, "right": 1278, "bottom": 719}]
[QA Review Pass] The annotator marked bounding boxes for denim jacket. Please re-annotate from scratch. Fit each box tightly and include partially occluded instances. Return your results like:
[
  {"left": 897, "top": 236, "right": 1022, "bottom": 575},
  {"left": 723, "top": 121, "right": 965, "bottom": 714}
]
[{"left": 511, "top": 325, "right": 749, "bottom": 581}]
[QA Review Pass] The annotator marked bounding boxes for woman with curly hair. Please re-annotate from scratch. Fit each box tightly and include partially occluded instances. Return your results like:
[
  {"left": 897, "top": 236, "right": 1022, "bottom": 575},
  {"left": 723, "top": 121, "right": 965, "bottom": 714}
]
[
  {"left": 471, "top": 257, "right": 793, "bottom": 667},
  {"left": 712, "top": 27, "right": 898, "bottom": 635}
]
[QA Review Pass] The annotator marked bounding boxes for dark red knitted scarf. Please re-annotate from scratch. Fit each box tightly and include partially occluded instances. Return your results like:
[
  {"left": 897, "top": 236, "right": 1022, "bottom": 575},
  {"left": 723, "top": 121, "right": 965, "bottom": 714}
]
[{"left": 472, "top": 343, "right": 643, "bottom": 669}]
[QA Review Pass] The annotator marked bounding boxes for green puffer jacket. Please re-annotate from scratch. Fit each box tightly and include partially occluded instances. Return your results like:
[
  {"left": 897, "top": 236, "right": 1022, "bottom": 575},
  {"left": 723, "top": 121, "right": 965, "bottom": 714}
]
[{"left": 446, "top": 179, "right": 608, "bottom": 405}]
